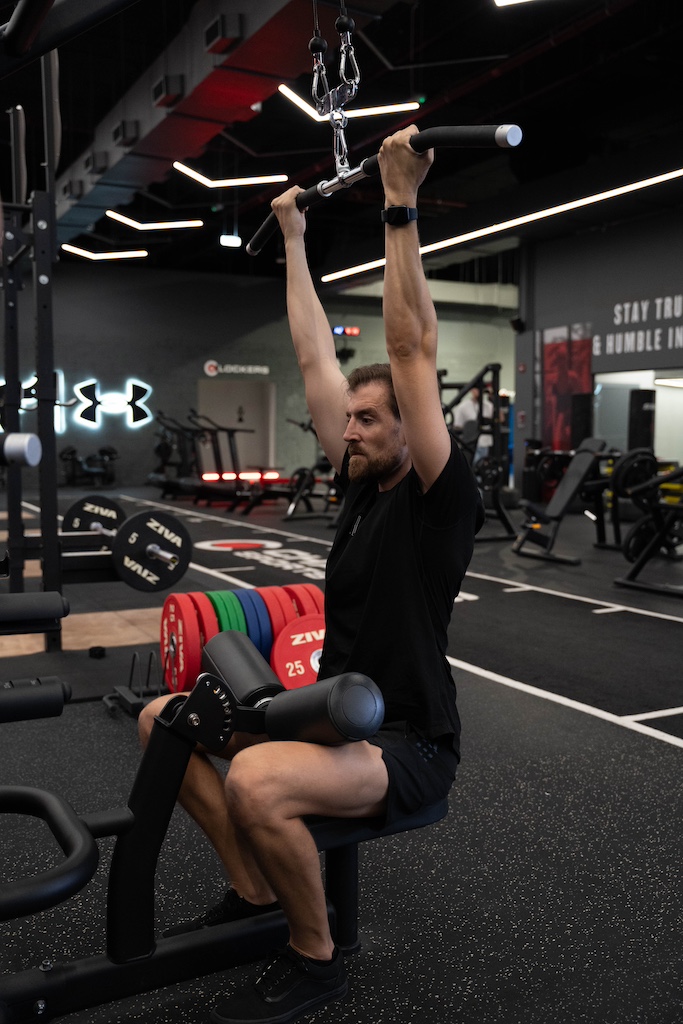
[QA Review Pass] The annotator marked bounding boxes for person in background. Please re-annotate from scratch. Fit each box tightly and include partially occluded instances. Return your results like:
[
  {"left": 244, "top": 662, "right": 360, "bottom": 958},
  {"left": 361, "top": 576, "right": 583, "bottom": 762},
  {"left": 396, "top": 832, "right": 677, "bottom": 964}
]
[{"left": 452, "top": 385, "right": 494, "bottom": 464}]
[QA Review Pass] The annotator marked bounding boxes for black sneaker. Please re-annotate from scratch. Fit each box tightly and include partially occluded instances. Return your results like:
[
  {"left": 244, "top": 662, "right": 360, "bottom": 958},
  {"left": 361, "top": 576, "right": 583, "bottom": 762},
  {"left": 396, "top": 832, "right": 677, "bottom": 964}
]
[
  {"left": 210, "top": 944, "right": 348, "bottom": 1024},
  {"left": 163, "top": 888, "right": 279, "bottom": 938}
]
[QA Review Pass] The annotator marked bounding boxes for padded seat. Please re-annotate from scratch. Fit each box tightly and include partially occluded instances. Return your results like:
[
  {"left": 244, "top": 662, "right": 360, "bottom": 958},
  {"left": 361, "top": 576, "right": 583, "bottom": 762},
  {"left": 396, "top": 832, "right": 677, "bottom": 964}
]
[{"left": 306, "top": 799, "right": 450, "bottom": 951}]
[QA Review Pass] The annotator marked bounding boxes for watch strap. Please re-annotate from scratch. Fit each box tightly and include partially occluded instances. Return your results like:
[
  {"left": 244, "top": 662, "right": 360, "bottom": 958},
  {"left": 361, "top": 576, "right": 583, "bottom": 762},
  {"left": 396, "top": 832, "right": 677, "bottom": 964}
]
[{"left": 381, "top": 206, "right": 418, "bottom": 226}]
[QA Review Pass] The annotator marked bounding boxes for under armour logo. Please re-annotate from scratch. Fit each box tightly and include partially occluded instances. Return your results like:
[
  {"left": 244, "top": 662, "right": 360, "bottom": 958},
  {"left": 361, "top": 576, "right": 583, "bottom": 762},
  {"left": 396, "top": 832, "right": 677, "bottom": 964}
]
[{"left": 73, "top": 379, "right": 153, "bottom": 429}]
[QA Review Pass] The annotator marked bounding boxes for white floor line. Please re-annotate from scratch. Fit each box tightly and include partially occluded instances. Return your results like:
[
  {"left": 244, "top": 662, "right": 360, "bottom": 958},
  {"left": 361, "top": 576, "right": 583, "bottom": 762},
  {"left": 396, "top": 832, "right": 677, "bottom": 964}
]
[
  {"left": 623, "top": 705, "right": 683, "bottom": 722},
  {"left": 447, "top": 656, "right": 683, "bottom": 751},
  {"left": 187, "top": 562, "right": 258, "bottom": 588},
  {"left": 117, "top": 494, "right": 335, "bottom": 548},
  {"left": 466, "top": 569, "right": 683, "bottom": 625}
]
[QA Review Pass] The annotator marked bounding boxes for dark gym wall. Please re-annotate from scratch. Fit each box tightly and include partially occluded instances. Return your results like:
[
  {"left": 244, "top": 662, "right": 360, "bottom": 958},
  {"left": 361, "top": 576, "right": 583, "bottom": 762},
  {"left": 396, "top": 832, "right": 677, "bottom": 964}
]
[
  {"left": 11, "top": 263, "right": 294, "bottom": 488},
  {"left": 526, "top": 207, "right": 683, "bottom": 375},
  {"left": 9, "top": 263, "right": 514, "bottom": 489},
  {"left": 513, "top": 207, "right": 683, "bottom": 478}
]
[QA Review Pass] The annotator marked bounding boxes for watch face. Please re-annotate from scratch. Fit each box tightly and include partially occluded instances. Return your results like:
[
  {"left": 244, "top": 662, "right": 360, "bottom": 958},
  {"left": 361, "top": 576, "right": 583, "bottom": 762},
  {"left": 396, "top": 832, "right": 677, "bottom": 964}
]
[{"left": 382, "top": 206, "right": 417, "bottom": 225}]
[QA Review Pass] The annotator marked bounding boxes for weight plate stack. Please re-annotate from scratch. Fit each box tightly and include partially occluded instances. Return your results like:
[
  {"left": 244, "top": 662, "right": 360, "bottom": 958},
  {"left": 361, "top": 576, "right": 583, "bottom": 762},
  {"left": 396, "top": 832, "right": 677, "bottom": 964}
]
[
  {"left": 159, "top": 584, "right": 328, "bottom": 696},
  {"left": 219, "top": 591, "right": 249, "bottom": 635},
  {"left": 232, "top": 589, "right": 272, "bottom": 660}
]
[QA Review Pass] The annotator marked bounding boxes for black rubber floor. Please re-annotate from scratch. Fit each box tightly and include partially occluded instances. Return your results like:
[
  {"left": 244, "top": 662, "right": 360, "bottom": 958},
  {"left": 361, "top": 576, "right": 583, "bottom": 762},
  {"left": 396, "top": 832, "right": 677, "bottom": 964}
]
[
  {"left": 1, "top": 485, "right": 682, "bottom": 1023},
  {"left": 2, "top": 680, "right": 682, "bottom": 1024}
]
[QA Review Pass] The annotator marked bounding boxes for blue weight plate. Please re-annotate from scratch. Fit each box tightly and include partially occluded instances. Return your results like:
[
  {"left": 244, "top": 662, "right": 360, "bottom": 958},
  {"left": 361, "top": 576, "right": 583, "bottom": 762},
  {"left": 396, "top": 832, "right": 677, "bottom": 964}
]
[
  {"left": 244, "top": 589, "right": 273, "bottom": 661},
  {"left": 232, "top": 589, "right": 262, "bottom": 656}
]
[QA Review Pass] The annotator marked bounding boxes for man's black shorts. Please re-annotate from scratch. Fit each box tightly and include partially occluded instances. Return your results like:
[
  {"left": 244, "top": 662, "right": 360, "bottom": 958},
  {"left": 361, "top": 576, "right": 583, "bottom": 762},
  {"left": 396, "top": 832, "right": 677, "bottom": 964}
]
[{"left": 367, "top": 721, "right": 458, "bottom": 827}]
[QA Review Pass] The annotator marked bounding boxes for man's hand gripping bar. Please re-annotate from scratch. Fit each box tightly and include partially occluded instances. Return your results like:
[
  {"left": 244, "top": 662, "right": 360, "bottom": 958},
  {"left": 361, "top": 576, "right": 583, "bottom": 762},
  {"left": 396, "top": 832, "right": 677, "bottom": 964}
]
[{"left": 246, "top": 123, "right": 522, "bottom": 256}]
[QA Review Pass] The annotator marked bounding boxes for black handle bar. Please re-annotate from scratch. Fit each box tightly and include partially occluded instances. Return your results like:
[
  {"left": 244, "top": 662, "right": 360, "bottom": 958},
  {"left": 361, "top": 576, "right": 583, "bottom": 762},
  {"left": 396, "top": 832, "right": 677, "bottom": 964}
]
[
  {"left": 246, "top": 124, "right": 522, "bottom": 256},
  {"left": 0, "top": 786, "right": 99, "bottom": 920}
]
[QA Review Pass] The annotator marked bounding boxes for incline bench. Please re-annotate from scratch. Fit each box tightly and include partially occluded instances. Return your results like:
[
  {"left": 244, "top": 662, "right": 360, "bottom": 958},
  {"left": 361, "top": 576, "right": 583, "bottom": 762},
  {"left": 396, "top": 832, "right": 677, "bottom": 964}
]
[{"left": 512, "top": 437, "right": 607, "bottom": 565}]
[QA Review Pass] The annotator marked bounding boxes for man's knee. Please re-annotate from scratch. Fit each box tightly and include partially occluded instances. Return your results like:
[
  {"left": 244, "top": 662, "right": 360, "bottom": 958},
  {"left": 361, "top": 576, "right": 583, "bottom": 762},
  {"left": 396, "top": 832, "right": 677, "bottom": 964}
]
[{"left": 224, "top": 747, "right": 281, "bottom": 829}]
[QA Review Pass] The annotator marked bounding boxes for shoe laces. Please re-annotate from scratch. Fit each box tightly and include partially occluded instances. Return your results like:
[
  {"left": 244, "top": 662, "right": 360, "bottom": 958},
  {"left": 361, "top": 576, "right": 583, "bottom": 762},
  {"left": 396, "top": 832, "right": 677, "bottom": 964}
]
[{"left": 256, "top": 947, "right": 308, "bottom": 995}]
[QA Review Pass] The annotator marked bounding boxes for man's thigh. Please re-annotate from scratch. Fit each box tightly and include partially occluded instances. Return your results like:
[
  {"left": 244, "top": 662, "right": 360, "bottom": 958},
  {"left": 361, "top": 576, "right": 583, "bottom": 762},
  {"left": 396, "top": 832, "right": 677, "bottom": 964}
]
[{"left": 228, "top": 740, "right": 389, "bottom": 820}]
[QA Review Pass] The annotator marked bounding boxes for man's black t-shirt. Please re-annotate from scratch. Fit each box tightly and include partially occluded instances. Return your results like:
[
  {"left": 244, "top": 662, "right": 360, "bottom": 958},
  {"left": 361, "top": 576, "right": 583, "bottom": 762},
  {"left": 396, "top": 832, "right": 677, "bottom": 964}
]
[{"left": 318, "top": 437, "right": 481, "bottom": 757}]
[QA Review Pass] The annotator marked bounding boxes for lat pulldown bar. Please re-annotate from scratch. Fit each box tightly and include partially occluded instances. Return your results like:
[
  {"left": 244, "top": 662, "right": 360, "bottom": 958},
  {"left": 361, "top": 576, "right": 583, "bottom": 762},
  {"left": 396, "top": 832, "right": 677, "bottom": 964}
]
[{"left": 246, "top": 123, "right": 522, "bottom": 256}]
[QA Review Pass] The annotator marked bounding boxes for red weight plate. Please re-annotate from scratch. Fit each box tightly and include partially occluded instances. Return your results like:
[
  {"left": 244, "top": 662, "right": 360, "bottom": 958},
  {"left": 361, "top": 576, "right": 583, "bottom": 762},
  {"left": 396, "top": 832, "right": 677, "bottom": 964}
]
[
  {"left": 270, "top": 586, "right": 300, "bottom": 626},
  {"left": 282, "top": 584, "right": 318, "bottom": 617},
  {"left": 160, "top": 592, "right": 202, "bottom": 693},
  {"left": 270, "top": 613, "right": 326, "bottom": 689},
  {"left": 256, "top": 587, "right": 288, "bottom": 640},
  {"left": 301, "top": 583, "right": 325, "bottom": 614},
  {"left": 186, "top": 592, "right": 220, "bottom": 646}
]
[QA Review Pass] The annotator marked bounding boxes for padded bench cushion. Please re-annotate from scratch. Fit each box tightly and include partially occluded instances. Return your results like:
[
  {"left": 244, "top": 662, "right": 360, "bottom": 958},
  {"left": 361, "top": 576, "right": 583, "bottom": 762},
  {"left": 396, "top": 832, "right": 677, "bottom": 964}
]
[{"left": 306, "top": 798, "right": 449, "bottom": 851}]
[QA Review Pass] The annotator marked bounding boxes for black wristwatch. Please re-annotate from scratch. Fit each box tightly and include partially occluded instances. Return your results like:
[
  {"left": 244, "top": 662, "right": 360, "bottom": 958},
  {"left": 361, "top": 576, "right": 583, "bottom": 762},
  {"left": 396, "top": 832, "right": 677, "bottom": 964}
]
[{"left": 381, "top": 206, "right": 418, "bottom": 226}]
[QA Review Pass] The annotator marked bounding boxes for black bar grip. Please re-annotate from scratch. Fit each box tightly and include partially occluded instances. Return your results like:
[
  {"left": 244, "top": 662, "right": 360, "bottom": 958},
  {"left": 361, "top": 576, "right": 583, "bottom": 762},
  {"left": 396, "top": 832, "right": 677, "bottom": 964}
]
[
  {"left": 0, "top": 677, "right": 71, "bottom": 724},
  {"left": 245, "top": 181, "right": 332, "bottom": 255},
  {"left": 0, "top": 786, "right": 99, "bottom": 920},
  {"left": 246, "top": 123, "right": 522, "bottom": 256},
  {"left": 246, "top": 211, "right": 279, "bottom": 256},
  {"left": 361, "top": 123, "right": 522, "bottom": 177}
]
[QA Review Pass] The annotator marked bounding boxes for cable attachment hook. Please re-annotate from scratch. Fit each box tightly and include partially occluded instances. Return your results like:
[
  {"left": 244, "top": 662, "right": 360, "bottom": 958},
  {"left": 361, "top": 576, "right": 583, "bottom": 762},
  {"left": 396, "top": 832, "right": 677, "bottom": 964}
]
[
  {"left": 310, "top": 7, "right": 361, "bottom": 179},
  {"left": 309, "top": 33, "right": 330, "bottom": 116},
  {"left": 336, "top": 13, "right": 360, "bottom": 90}
]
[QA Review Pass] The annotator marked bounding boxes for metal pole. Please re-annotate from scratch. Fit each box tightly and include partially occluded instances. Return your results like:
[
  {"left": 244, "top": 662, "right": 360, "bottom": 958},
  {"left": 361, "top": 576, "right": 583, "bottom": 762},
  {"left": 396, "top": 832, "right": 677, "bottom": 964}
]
[
  {"left": 33, "top": 53, "right": 62, "bottom": 646},
  {"left": 2, "top": 202, "right": 27, "bottom": 592}
]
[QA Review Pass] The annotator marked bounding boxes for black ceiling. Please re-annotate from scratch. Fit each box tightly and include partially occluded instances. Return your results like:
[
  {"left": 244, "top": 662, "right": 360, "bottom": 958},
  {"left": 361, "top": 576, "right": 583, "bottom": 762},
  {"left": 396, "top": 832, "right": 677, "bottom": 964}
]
[{"left": 2, "top": 0, "right": 682, "bottom": 285}]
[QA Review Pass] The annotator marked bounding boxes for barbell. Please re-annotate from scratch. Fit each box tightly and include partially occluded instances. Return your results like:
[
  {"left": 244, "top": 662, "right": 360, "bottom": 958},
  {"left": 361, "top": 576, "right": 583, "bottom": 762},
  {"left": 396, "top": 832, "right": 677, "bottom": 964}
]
[{"left": 60, "top": 495, "right": 192, "bottom": 593}]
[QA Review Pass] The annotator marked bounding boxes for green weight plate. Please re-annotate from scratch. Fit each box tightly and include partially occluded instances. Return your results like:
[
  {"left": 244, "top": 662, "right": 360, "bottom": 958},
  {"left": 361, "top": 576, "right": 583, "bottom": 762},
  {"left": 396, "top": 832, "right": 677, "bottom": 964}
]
[
  {"left": 206, "top": 591, "right": 234, "bottom": 631},
  {"left": 219, "top": 590, "right": 248, "bottom": 634}
]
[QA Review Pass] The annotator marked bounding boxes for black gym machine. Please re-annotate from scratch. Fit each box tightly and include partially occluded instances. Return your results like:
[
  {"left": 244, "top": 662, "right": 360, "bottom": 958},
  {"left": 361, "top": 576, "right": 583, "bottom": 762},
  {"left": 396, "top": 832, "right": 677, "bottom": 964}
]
[
  {"left": 0, "top": 630, "right": 447, "bottom": 1024},
  {"left": 613, "top": 460, "right": 683, "bottom": 598},
  {"left": 1, "top": 2, "right": 151, "bottom": 616},
  {"left": 439, "top": 363, "right": 516, "bottom": 542},
  {"left": 279, "top": 418, "right": 340, "bottom": 522}
]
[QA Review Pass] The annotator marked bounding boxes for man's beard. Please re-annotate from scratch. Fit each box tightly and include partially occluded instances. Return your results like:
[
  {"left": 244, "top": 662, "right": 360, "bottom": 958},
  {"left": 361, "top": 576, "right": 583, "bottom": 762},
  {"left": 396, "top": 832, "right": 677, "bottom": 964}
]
[{"left": 348, "top": 447, "right": 402, "bottom": 484}]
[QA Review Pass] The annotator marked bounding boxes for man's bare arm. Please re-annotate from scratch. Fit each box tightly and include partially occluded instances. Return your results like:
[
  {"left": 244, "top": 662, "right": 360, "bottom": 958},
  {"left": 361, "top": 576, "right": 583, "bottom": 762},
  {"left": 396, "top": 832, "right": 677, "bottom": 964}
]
[
  {"left": 272, "top": 188, "right": 348, "bottom": 474},
  {"left": 379, "top": 128, "right": 451, "bottom": 492}
]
